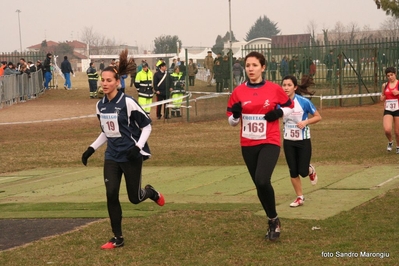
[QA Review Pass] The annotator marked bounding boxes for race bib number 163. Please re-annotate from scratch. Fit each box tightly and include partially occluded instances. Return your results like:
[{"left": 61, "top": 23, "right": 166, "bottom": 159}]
[{"left": 241, "top": 114, "right": 267, "bottom": 140}]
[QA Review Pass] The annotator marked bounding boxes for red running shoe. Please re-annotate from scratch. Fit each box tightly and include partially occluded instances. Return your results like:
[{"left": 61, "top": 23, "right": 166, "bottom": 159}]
[
  {"left": 309, "top": 164, "right": 318, "bottom": 185},
  {"left": 101, "top": 237, "right": 124, "bottom": 249},
  {"left": 145, "top": 184, "right": 165, "bottom": 206}
]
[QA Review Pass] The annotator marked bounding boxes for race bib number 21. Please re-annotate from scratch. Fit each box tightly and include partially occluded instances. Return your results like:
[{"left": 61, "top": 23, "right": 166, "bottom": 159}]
[{"left": 241, "top": 114, "right": 267, "bottom": 140}]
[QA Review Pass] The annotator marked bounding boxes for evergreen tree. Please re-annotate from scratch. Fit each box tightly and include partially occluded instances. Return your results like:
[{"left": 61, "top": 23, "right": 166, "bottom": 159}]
[
  {"left": 212, "top": 31, "right": 238, "bottom": 54},
  {"left": 245, "top": 15, "right": 280, "bottom": 41},
  {"left": 153, "top": 35, "right": 182, "bottom": 54}
]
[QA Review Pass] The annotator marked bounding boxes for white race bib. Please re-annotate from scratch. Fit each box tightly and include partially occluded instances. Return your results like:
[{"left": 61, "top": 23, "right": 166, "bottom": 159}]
[
  {"left": 241, "top": 114, "right": 267, "bottom": 140},
  {"left": 284, "top": 124, "right": 303, "bottom": 140},
  {"left": 385, "top": 99, "right": 399, "bottom": 112},
  {"left": 100, "top": 113, "right": 122, "bottom": 138}
]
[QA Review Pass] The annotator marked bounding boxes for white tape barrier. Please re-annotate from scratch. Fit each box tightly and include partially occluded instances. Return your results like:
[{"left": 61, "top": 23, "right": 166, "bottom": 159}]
[
  {"left": 1, "top": 92, "right": 378, "bottom": 125},
  {"left": 141, "top": 92, "right": 192, "bottom": 108},
  {"left": 319, "top": 92, "right": 381, "bottom": 100}
]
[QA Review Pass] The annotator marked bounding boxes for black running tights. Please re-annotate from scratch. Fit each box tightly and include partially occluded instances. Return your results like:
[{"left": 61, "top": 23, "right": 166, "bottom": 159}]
[
  {"left": 241, "top": 144, "right": 280, "bottom": 219},
  {"left": 103, "top": 158, "right": 155, "bottom": 237}
]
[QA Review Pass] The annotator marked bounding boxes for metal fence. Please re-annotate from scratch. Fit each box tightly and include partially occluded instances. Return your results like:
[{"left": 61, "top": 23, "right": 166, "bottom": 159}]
[
  {"left": 0, "top": 51, "right": 46, "bottom": 67},
  {"left": 0, "top": 70, "right": 44, "bottom": 108},
  {"left": 241, "top": 38, "right": 399, "bottom": 107}
]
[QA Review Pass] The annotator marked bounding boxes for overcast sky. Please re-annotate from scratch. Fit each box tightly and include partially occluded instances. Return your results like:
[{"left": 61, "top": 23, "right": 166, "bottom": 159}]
[{"left": 0, "top": 0, "right": 390, "bottom": 53}]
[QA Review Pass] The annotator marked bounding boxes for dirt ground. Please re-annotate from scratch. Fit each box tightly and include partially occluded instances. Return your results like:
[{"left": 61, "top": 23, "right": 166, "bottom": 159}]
[
  {"left": 0, "top": 219, "right": 100, "bottom": 251},
  {"left": 0, "top": 88, "right": 102, "bottom": 252}
]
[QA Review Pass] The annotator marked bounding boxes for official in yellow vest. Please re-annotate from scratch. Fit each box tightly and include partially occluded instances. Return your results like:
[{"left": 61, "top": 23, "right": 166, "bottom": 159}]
[
  {"left": 169, "top": 66, "right": 185, "bottom": 117},
  {"left": 135, "top": 63, "right": 154, "bottom": 115}
]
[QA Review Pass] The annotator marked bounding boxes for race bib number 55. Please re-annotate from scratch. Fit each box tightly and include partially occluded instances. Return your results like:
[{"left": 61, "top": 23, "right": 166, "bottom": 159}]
[{"left": 242, "top": 114, "right": 267, "bottom": 140}]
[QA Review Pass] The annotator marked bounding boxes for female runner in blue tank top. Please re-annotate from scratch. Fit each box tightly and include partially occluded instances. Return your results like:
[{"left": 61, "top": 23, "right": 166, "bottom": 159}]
[
  {"left": 81, "top": 49, "right": 165, "bottom": 249},
  {"left": 281, "top": 75, "right": 321, "bottom": 208}
]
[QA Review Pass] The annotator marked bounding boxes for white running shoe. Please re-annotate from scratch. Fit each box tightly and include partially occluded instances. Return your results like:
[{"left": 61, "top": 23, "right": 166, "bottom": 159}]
[
  {"left": 290, "top": 197, "right": 304, "bottom": 207},
  {"left": 387, "top": 142, "right": 393, "bottom": 152}
]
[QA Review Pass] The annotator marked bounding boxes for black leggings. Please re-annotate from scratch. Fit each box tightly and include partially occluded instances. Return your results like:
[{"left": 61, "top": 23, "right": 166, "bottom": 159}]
[
  {"left": 104, "top": 158, "right": 155, "bottom": 237},
  {"left": 283, "top": 139, "right": 312, "bottom": 178},
  {"left": 241, "top": 144, "right": 280, "bottom": 218}
]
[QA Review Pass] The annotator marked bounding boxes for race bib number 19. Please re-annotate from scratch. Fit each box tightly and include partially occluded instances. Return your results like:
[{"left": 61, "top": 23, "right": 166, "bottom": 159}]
[
  {"left": 100, "top": 113, "right": 122, "bottom": 138},
  {"left": 242, "top": 114, "right": 267, "bottom": 140}
]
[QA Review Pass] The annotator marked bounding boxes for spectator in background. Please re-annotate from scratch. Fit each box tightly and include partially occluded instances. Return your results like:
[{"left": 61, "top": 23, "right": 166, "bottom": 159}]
[
  {"left": 204, "top": 51, "right": 214, "bottom": 87},
  {"left": 187, "top": 58, "right": 198, "bottom": 86},
  {"left": 86, "top": 62, "right": 99, "bottom": 98},
  {"left": 61, "top": 56, "right": 74, "bottom": 90},
  {"left": 268, "top": 57, "right": 278, "bottom": 82},
  {"left": 169, "top": 66, "right": 185, "bottom": 117},
  {"left": 128, "top": 58, "right": 137, "bottom": 88},
  {"left": 153, "top": 61, "right": 170, "bottom": 119},
  {"left": 233, "top": 59, "right": 243, "bottom": 87},
  {"left": 135, "top": 62, "right": 154, "bottom": 115},
  {"left": 213, "top": 60, "right": 223, "bottom": 93},
  {"left": 110, "top": 59, "right": 116, "bottom": 67},
  {"left": 324, "top": 50, "right": 334, "bottom": 82},
  {"left": 221, "top": 55, "right": 230, "bottom": 91},
  {"left": 309, "top": 58, "right": 316, "bottom": 78},
  {"left": 214, "top": 52, "right": 222, "bottom": 64},
  {"left": 43, "top": 53, "right": 53, "bottom": 90},
  {"left": 17, "top": 58, "right": 27, "bottom": 72},
  {"left": 36, "top": 60, "right": 43, "bottom": 73},
  {"left": 27, "top": 61, "right": 36, "bottom": 73},
  {"left": 0, "top": 61, "right": 7, "bottom": 76},
  {"left": 4, "top": 62, "right": 19, "bottom": 75},
  {"left": 179, "top": 61, "right": 186, "bottom": 79},
  {"left": 19, "top": 62, "right": 30, "bottom": 77},
  {"left": 170, "top": 58, "right": 177, "bottom": 70},
  {"left": 99, "top": 60, "right": 105, "bottom": 72},
  {"left": 280, "top": 56, "right": 289, "bottom": 79}
]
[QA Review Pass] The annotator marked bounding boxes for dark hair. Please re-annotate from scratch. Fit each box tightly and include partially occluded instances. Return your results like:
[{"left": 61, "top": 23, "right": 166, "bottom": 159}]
[
  {"left": 385, "top": 67, "right": 396, "bottom": 75},
  {"left": 244, "top": 51, "right": 266, "bottom": 66},
  {"left": 102, "top": 49, "right": 135, "bottom": 80},
  {"left": 282, "top": 75, "right": 315, "bottom": 96},
  {"left": 64, "top": 56, "right": 68, "bottom": 60}
]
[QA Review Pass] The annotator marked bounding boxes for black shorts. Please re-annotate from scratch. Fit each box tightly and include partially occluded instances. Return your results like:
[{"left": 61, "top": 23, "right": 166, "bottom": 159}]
[
  {"left": 283, "top": 139, "right": 312, "bottom": 178},
  {"left": 383, "top": 109, "right": 399, "bottom": 117}
]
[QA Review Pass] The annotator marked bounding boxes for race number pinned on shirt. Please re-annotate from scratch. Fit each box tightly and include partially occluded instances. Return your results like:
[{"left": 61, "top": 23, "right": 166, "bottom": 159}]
[
  {"left": 284, "top": 124, "right": 303, "bottom": 140},
  {"left": 385, "top": 99, "right": 399, "bottom": 112},
  {"left": 100, "top": 113, "right": 122, "bottom": 138},
  {"left": 242, "top": 114, "right": 267, "bottom": 140}
]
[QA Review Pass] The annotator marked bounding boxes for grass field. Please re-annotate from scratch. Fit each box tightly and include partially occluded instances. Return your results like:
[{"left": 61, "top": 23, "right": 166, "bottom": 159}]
[{"left": 0, "top": 72, "right": 398, "bottom": 265}]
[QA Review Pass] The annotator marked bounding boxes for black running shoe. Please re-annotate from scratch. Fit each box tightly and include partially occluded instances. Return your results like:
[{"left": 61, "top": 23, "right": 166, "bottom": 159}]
[
  {"left": 145, "top": 184, "right": 165, "bottom": 206},
  {"left": 266, "top": 217, "right": 281, "bottom": 241},
  {"left": 101, "top": 236, "right": 124, "bottom": 249}
]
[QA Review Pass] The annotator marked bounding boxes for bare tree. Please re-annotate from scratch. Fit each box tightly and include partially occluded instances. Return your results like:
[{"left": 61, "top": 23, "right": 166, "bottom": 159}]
[
  {"left": 380, "top": 16, "right": 399, "bottom": 38},
  {"left": 80, "top": 26, "right": 120, "bottom": 55},
  {"left": 346, "top": 22, "right": 360, "bottom": 43},
  {"left": 330, "top": 21, "right": 346, "bottom": 41},
  {"left": 306, "top": 20, "right": 318, "bottom": 45}
]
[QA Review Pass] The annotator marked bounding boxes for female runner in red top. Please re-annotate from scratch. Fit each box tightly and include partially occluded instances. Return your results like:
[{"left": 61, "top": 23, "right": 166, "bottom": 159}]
[
  {"left": 226, "top": 51, "right": 294, "bottom": 241},
  {"left": 380, "top": 66, "right": 399, "bottom": 153}
]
